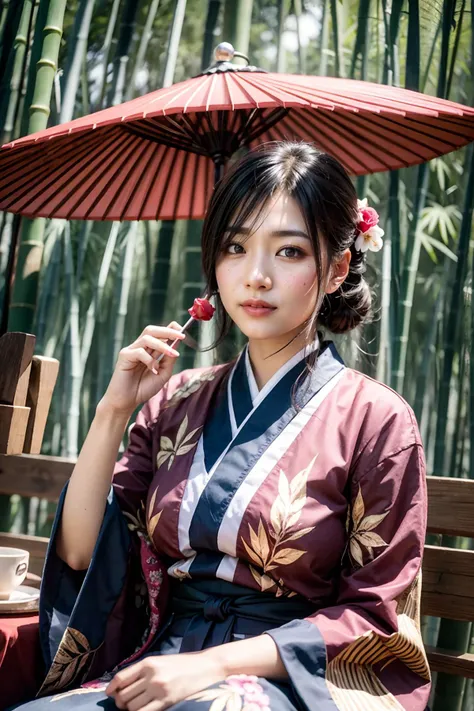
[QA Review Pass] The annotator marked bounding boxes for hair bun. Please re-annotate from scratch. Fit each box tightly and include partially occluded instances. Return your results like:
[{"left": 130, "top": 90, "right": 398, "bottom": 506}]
[{"left": 318, "top": 245, "right": 372, "bottom": 333}]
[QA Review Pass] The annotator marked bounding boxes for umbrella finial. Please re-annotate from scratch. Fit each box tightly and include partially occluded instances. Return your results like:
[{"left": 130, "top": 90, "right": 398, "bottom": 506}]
[{"left": 215, "top": 42, "right": 235, "bottom": 62}]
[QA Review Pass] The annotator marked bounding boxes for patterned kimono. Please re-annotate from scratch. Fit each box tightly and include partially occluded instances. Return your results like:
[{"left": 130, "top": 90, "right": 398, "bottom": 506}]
[{"left": 14, "top": 339, "right": 431, "bottom": 711}]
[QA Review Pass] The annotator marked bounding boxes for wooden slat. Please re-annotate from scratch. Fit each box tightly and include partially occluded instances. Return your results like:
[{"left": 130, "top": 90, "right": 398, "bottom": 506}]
[
  {"left": 0, "top": 453, "right": 74, "bottom": 500},
  {"left": 0, "top": 532, "right": 49, "bottom": 577},
  {"left": 426, "top": 646, "right": 474, "bottom": 678},
  {"left": 427, "top": 476, "right": 474, "bottom": 538},
  {"left": 421, "top": 545, "right": 474, "bottom": 621},
  {"left": 24, "top": 356, "right": 60, "bottom": 455}
]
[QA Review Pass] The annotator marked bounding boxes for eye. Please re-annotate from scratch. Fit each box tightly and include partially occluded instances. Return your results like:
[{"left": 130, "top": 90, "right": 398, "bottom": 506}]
[
  {"left": 225, "top": 242, "right": 245, "bottom": 254},
  {"left": 278, "top": 246, "right": 305, "bottom": 259}
]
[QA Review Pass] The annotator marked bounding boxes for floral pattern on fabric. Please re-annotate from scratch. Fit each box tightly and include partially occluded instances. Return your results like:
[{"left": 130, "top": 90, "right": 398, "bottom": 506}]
[
  {"left": 157, "top": 414, "right": 202, "bottom": 470},
  {"left": 189, "top": 675, "right": 271, "bottom": 711},
  {"left": 241, "top": 458, "right": 316, "bottom": 597},
  {"left": 345, "top": 485, "right": 388, "bottom": 567}
]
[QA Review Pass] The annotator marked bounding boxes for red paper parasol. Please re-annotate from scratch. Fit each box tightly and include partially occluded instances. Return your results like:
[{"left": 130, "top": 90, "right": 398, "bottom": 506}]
[{"left": 1, "top": 42, "right": 474, "bottom": 222}]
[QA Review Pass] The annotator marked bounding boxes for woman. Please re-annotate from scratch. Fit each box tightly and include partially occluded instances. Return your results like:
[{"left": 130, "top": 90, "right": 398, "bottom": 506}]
[{"left": 15, "top": 142, "right": 430, "bottom": 711}]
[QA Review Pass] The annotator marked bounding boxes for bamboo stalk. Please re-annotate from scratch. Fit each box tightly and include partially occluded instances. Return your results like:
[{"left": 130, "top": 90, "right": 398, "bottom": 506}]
[
  {"left": 329, "top": 0, "right": 344, "bottom": 76},
  {"left": 1, "top": 0, "right": 35, "bottom": 144},
  {"left": 125, "top": 0, "right": 162, "bottom": 101},
  {"left": 108, "top": 0, "right": 140, "bottom": 106},
  {"left": 113, "top": 222, "right": 138, "bottom": 365},
  {"left": 276, "top": 0, "right": 289, "bottom": 73},
  {"left": 318, "top": 0, "right": 329, "bottom": 75},
  {"left": 80, "top": 222, "right": 120, "bottom": 369},
  {"left": 446, "top": 0, "right": 466, "bottom": 99},
  {"left": 433, "top": 145, "right": 474, "bottom": 474},
  {"left": 8, "top": 0, "right": 68, "bottom": 334},
  {"left": 162, "top": 0, "right": 187, "bottom": 87},
  {"left": 97, "top": 0, "right": 121, "bottom": 108},
  {"left": 149, "top": 221, "right": 176, "bottom": 325},
  {"left": 350, "top": 0, "right": 370, "bottom": 79},
  {"left": 60, "top": 0, "right": 96, "bottom": 123},
  {"left": 437, "top": 0, "right": 456, "bottom": 98},
  {"left": 293, "top": 0, "right": 306, "bottom": 74},
  {"left": 202, "top": 0, "right": 221, "bottom": 70},
  {"left": 63, "top": 221, "right": 82, "bottom": 459},
  {"left": 223, "top": 0, "right": 253, "bottom": 62}
]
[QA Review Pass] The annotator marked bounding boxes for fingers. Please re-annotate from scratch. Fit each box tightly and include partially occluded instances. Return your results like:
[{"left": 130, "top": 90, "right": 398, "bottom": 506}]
[
  {"left": 106, "top": 664, "right": 142, "bottom": 695},
  {"left": 112, "top": 678, "right": 147, "bottom": 709},
  {"left": 139, "top": 334, "right": 180, "bottom": 358},
  {"left": 141, "top": 325, "right": 185, "bottom": 341},
  {"left": 126, "top": 690, "right": 154, "bottom": 711},
  {"left": 120, "top": 347, "right": 160, "bottom": 375}
]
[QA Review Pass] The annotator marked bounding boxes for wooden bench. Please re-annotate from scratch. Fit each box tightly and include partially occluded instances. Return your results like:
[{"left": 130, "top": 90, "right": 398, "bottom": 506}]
[{"left": 0, "top": 456, "right": 473, "bottom": 679}]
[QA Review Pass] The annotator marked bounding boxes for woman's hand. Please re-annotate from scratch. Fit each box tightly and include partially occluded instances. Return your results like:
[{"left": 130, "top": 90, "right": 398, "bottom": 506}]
[
  {"left": 105, "top": 652, "right": 225, "bottom": 711},
  {"left": 98, "top": 322, "right": 186, "bottom": 417}
]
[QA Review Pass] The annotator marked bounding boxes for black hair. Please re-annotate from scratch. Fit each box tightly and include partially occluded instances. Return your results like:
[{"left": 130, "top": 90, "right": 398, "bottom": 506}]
[{"left": 201, "top": 140, "right": 372, "bottom": 351}]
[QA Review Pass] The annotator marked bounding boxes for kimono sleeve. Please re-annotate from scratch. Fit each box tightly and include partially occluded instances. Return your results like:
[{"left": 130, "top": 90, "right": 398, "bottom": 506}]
[
  {"left": 37, "top": 392, "right": 167, "bottom": 697},
  {"left": 266, "top": 434, "right": 431, "bottom": 711}
]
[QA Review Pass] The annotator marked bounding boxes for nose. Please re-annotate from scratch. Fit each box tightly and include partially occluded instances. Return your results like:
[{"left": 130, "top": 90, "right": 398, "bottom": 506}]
[{"left": 245, "top": 256, "right": 272, "bottom": 291}]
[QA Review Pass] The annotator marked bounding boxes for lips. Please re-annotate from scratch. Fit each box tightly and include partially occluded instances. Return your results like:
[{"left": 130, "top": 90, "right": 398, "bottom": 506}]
[{"left": 241, "top": 299, "right": 276, "bottom": 309}]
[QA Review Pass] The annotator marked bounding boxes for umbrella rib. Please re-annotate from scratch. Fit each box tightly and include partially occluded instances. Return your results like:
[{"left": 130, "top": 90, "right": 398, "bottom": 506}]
[
  {"left": 44, "top": 130, "right": 137, "bottom": 218},
  {"left": 171, "top": 146, "right": 192, "bottom": 220},
  {"left": 206, "top": 73, "right": 217, "bottom": 112},
  {"left": 237, "top": 74, "right": 289, "bottom": 108},
  {"left": 0, "top": 126, "right": 110, "bottom": 185},
  {"left": 182, "top": 75, "right": 210, "bottom": 114},
  {"left": 327, "top": 109, "right": 449, "bottom": 159},
  {"left": 259, "top": 75, "right": 447, "bottom": 117},
  {"left": 154, "top": 146, "right": 181, "bottom": 221},
  {"left": 155, "top": 75, "right": 212, "bottom": 115},
  {"left": 311, "top": 110, "right": 419, "bottom": 167},
  {"left": 0, "top": 128, "right": 120, "bottom": 209},
  {"left": 368, "top": 111, "right": 469, "bottom": 148},
  {"left": 114, "top": 137, "right": 161, "bottom": 221},
  {"left": 285, "top": 110, "right": 377, "bottom": 173},
  {"left": 122, "top": 120, "right": 209, "bottom": 157},
  {"left": 80, "top": 133, "right": 144, "bottom": 220},
  {"left": 136, "top": 143, "right": 170, "bottom": 222},
  {"left": 223, "top": 72, "right": 235, "bottom": 111},
  {"left": 242, "top": 108, "right": 290, "bottom": 146}
]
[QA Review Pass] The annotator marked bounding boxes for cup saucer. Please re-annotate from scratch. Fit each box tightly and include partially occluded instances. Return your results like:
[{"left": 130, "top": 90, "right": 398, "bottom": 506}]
[{"left": 0, "top": 585, "right": 40, "bottom": 614}]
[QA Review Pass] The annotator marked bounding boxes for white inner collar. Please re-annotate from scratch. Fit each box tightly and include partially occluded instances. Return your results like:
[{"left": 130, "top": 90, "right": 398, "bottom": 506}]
[{"left": 244, "top": 336, "right": 320, "bottom": 406}]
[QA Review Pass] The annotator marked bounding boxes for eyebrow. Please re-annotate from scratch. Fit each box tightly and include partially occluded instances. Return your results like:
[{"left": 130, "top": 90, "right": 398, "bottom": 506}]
[{"left": 225, "top": 226, "right": 310, "bottom": 240}]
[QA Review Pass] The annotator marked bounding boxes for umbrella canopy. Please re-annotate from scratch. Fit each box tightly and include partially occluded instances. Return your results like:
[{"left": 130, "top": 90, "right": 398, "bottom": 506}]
[{"left": 1, "top": 44, "right": 474, "bottom": 221}]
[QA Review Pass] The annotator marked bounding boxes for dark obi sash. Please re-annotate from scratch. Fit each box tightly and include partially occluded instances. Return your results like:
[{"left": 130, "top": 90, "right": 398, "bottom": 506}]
[{"left": 154, "top": 579, "right": 317, "bottom": 653}]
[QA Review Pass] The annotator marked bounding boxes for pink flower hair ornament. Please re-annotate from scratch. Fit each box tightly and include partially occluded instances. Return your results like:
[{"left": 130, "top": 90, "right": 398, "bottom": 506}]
[{"left": 354, "top": 198, "right": 384, "bottom": 253}]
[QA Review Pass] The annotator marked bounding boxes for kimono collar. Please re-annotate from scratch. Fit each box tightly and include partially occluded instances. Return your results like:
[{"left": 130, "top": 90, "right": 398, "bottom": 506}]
[{"left": 243, "top": 336, "right": 321, "bottom": 406}]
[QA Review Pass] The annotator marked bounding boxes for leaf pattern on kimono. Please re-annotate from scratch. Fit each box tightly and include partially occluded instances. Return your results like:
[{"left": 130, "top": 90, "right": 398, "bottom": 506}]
[
  {"left": 242, "top": 457, "right": 317, "bottom": 596},
  {"left": 166, "top": 370, "right": 216, "bottom": 407},
  {"left": 187, "top": 685, "right": 243, "bottom": 711},
  {"left": 147, "top": 486, "right": 163, "bottom": 539},
  {"left": 123, "top": 504, "right": 146, "bottom": 533},
  {"left": 38, "top": 627, "right": 97, "bottom": 695},
  {"left": 156, "top": 414, "right": 201, "bottom": 470},
  {"left": 347, "top": 486, "right": 389, "bottom": 567}
]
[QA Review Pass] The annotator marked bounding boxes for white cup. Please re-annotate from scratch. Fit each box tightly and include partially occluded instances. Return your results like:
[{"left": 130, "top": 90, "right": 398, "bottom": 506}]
[{"left": 0, "top": 547, "right": 29, "bottom": 600}]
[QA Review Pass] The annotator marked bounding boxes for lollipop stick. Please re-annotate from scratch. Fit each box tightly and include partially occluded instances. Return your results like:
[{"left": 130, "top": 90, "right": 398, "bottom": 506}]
[{"left": 155, "top": 315, "right": 195, "bottom": 364}]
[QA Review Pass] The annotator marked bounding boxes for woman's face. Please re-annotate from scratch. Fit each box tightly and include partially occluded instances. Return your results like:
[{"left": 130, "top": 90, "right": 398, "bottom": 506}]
[{"left": 215, "top": 192, "right": 324, "bottom": 344}]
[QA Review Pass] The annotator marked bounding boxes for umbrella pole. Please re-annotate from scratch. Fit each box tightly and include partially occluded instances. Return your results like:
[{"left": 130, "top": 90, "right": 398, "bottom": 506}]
[{"left": 213, "top": 154, "right": 225, "bottom": 184}]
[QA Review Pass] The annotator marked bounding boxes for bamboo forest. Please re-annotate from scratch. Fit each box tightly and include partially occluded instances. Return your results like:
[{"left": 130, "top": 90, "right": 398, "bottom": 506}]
[{"left": 0, "top": 0, "right": 473, "bottom": 709}]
